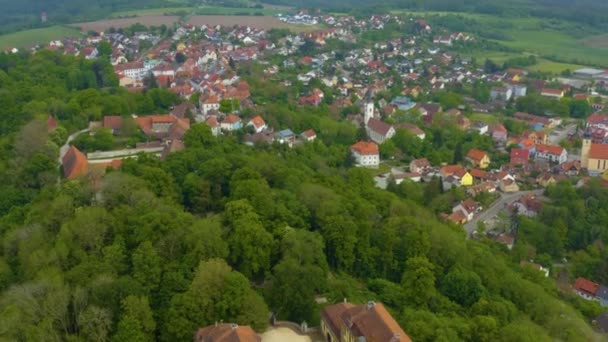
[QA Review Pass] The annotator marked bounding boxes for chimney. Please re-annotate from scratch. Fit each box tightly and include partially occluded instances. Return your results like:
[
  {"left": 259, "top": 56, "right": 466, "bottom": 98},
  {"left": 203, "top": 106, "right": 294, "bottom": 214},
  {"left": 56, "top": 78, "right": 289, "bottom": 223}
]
[
  {"left": 230, "top": 324, "right": 239, "bottom": 330},
  {"left": 366, "top": 301, "right": 376, "bottom": 309},
  {"left": 343, "top": 297, "right": 347, "bottom": 303}
]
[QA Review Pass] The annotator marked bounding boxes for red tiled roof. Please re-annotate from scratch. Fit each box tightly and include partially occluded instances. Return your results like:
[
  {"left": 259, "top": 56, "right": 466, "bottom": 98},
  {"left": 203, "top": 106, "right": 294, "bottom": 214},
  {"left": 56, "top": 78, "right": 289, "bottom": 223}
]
[
  {"left": 103, "top": 115, "right": 122, "bottom": 130},
  {"left": 321, "top": 303, "right": 354, "bottom": 337},
  {"left": 195, "top": 324, "right": 260, "bottom": 342},
  {"left": 62, "top": 146, "right": 88, "bottom": 179},
  {"left": 588, "top": 113, "right": 608, "bottom": 125},
  {"left": 341, "top": 302, "right": 412, "bottom": 342},
  {"left": 440, "top": 165, "right": 466, "bottom": 177},
  {"left": 470, "top": 168, "right": 488, "bottom": 179},
  {"left": 351, "top": 141, "right": 379, "bottom": 155},
  {"left": 47, "top": 116, "right": 58, "bottom": 131},
  {"left": 589, "top": 143, "right": 608, "bottom": 160},
  {"left": 574, "top": 277, "right": 599, "bottom": 296},
  {"left": 541, "top": 88, "right": 563, "bottom": 95},
  {"left": 248, "top": 115, "right": 266, "bottom": 129},
  {"left": 410, "top": 158, "right": 430, "bottom": 168},
  {"left": 224, "top": 114, "right": 241, "bottom": 124},
  {"left": 367, "top": 118, "right": 393, "bottom": 136},
  {"left": 510, "top": 148, "right": 530, "bottom": 164},
  {"left": 536, "top": 144, "right": 564, "bottom": 156},
  {"left": 302, "top": 129, "right": 316, "bottom": 138},
  {"left": 466, "top": 149, "right": 488, "bottom": 162}
]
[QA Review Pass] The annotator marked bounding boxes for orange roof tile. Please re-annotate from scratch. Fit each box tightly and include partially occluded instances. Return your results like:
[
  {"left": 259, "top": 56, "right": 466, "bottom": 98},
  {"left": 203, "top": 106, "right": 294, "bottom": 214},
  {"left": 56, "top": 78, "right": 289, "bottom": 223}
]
[
  {"left": 62, "top": 146, "right": 88, "bottom": 179},
  {"left": 589, "top": 143, "right": 608, "bottom": 160},
  {"left": 351, "top": 141, "right": 379, "bottom": 155},
  {"left": 466, "top": 149, "right": 488, "bottom": 162},
  {"left": 195, "top": 324, "right": 260, "bottom": 342}
]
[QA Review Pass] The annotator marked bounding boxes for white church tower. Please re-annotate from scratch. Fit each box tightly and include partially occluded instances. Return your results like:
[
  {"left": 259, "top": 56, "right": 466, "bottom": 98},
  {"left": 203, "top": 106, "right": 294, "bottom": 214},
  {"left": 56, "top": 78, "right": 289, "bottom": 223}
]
[{"left": 363, "top": 90, "right": 375, "bottom": 125}]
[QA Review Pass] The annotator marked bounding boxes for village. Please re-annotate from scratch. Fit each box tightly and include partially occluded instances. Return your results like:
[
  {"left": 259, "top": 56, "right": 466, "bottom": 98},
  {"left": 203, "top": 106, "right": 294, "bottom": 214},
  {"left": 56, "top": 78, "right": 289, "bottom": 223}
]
[{"left": 25, "top": 10, "right": 608, "bottom": 321}]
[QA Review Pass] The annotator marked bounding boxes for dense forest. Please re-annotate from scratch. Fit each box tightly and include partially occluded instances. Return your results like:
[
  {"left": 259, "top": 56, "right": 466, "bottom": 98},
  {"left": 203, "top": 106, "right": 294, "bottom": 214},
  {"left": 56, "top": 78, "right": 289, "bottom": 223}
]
[{"left": 0, "top": 50, "right": 605, "bottom": 341}]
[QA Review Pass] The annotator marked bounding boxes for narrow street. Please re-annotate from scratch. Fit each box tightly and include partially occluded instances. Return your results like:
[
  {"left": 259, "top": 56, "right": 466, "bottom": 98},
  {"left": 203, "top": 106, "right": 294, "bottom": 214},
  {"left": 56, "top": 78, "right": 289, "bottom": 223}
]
[
  {"left": 464, "top": 189, "right": 545, "bottom": 237},
  {"left": 58, "top": 129, "right": 89, "bottom": 165}
]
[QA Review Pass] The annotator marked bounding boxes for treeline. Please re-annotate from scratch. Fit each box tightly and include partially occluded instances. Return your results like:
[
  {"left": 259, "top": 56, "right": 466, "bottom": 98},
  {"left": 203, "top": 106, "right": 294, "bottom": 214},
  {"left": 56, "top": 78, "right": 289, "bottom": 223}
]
[
  {"left": 0, "top": 51, "right": 601, "bottom": 341},
  {"left": 0, "top": 51, "right": 180, "bottom": 216}
]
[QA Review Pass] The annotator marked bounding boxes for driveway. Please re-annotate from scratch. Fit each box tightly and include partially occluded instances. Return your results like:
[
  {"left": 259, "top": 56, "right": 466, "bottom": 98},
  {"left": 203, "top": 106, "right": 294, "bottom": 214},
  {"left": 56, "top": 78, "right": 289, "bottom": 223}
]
[
  {"left": 464, "top": 189, "right": 544, "bottom": 237},
  {"left": 58, "top": 129, "right": 89, "bottom": 164},
  {"left": 548, "top": 123, "right": 577, "bottom": 145}
]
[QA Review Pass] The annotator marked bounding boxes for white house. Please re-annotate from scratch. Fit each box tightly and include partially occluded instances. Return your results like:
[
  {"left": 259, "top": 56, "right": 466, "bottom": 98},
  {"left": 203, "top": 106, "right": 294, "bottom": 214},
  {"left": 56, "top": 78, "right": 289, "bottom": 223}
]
[
  {"left": 247, "top": 115, "right": 267, "bottom": 133},
  {"left": 366, "top": 118, "right": 395, "bottom": 144},
  {"left": 351, "top": 141, "right": 379, "bottom": 168},
  {"left": 535, "top": 144, "right": 567, "bottom": 164},
  {"left": 200, "top": 96, "right": 220, "bottom": 116}
]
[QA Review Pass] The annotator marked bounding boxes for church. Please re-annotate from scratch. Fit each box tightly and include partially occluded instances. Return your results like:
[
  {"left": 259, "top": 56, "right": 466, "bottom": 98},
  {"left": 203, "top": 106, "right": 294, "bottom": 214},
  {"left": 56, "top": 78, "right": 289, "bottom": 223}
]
[{"left": 581, "top": 139, "right": 608, "bottom": 176}]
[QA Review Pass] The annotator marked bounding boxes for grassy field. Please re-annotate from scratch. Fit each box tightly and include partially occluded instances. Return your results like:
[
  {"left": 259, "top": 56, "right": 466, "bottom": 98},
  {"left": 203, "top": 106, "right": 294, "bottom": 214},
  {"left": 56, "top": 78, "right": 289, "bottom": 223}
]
[
  {"left": 528, "top": 60, "right": 586, "bottom": 73},
  {"left": 193, "top": 6, "right": 284, "bottom": 16},
  {"left": 0, "top": 26, "right": 82, "bottom": 49},
  {"left": 110, "top": 7, "right": 194, "bottom": 17},
  {"left": 469, "top": 113, "right": 500, "bottom": 124},
  {"left": 397, "top": 10, "right": 608, "bottom": 67}
]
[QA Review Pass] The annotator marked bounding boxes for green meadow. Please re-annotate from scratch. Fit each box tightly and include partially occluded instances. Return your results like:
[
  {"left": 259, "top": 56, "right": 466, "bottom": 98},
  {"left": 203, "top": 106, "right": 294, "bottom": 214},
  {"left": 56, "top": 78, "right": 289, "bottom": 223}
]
[{"left": 0, "top": 26, "right": 82, "bottom": 49}]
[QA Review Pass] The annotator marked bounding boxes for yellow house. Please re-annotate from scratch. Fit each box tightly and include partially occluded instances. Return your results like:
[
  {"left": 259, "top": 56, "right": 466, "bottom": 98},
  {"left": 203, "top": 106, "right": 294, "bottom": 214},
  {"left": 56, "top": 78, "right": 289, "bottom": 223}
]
[
  {"left": 461, "top": 172, "right": 473, "bottom": 186},
  {"left": 582, "top": 139, "right": 608, "bottom": 175},
  {"left": 176, "top": 42, "right": 186, "bottom": 52},
  {"left": 466, "top": 149, "right": 491, "bottom": 169}
]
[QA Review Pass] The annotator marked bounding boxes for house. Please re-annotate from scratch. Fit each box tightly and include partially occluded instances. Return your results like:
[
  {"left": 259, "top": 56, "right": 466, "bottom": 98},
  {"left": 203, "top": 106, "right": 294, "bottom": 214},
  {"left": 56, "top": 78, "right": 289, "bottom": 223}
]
[
  {"left": 581, "top": 139, "right": 608, "bottom": 175},
  {"left": 276, "top": 129, "right": 297, "bottom": 146},
  {"left": 535, "top": 144, "right": 567, "bottom": 164},
  {"left": 536, "top": 173, "right": 558, "bottom": 187},
  {"left": 499, "top": 179, "right": 520, "bottom": 193},
  {"left": 495, "top": 233, "right": 515, "bottom": 250},
  {"left": 320, "top": 301, "right": 411, "bottom": 342},
  {"left": 103, "top": 115, "right": 123, "bottom": 135},
  {"left": 466, "top": 149, "right": 491, "bottom": 169},
  {"left": 366, "top": 118, "right": 395, "bottom": 144},
  {"left": 135, "top": 115, "right": 190, "bottom": 141},
  {"left": 596, "top": 286, "right": 608, "bottom": 307},
  {"left": 301, "top": 129, "right": 317, "bottom": 142},
  {"left": 574, "top": 277, "right": 599, "bottom": 301},
  {"left": 440, "top": 165, "right": 473, "bottom": 187},
  {"left": 396, "top": 123, "right": 425, "bottom": 139},
  {"left": 490, "top": 124, "right": 508, "bottom": 143},
  {"left": 490, "top": 87, "right": 513, "bottom": 101},
  {"left": 195, "top": 323, "right": 260, "bottom": 342},
  {"left": 221, "top": 114, "right": 242, "bottom": 132},
  {"left": 47, "top": 116, "right": 58, "bottom": 132},
  {"left": 587, "top": 113, "right": 608, "bottom": 131},
  {"left": 452, "top": 199, "right": 481, "bottom": 222},
  {"left": 447, "top": 210, "right": 468, "bottom": 225},
  {"left": 62, "top": 146, "right": 89, "bottom": 179},
  {"left": 351, "top": 141, "right": 380, "bottom": 168},
  {"left": 467, "top": 181, "right": 497, "bottom": 196},
  {"left": 200, "top": 95, "right": 220, "bottom": 116},
  {"left": 560, "top": 160, "right": 581, "bottom": 176},
  {"left": 206, "top": 116, "right": 221, "bottom": 136},
  {"left": 246, "top": 115, "right": 267, "bottom": 133},
  {"left": 510, "top": 148, "right": 530, "bottom": 165},
  {"left": 541, "top": 88, "right": 564, "bottom": 99},
  {"left": 390, "top": 96, "right": 416, "bottom": 111},
  {"left": 410, "top": 158, "right": 431, "bottom": 174}
]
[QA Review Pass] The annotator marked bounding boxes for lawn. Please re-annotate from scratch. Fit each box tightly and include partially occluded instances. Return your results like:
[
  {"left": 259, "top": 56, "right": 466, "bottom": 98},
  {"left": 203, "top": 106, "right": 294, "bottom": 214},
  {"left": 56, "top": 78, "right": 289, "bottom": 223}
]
[
  {"left": 110, "top": 7, "right": 194, "bottom": 18},
  {"left": 0, "top": 26, "right": 82, "bottom": 49},
  {"left": 469, "top": 113, "right": 500, "bottom": 124}
]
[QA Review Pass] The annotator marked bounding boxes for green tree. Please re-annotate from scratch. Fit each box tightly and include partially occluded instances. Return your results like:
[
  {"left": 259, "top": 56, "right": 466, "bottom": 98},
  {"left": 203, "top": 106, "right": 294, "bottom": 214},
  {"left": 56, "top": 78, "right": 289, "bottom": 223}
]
[
  {"left": 401, "top": 256, "right": 436, "bottom": 308},
  {"left": 132, "top": 241, "right": 162, "bottom": 295},
  {"left": 440, "top": 267, "right": 484, "bottom": 307}
]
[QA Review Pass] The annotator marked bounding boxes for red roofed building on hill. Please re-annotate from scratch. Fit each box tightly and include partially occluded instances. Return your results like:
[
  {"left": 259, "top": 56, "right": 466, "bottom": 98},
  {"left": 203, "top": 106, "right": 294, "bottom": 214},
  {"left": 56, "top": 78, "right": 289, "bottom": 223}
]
[
  {"left": 246, "top": 115, "right": 267, "bottom": 133},
  {"left": 135, "top": 114, "right": 190, "bottom": 141},
  {"left": 195, "top": 323, "right": 260, "bottom": 342},
  {"left": 574, "top": 277, "right": 599, "bottom": 300},
  {"left": 351, "top": 141, "right": 379, "bottom": 168},
  {"left": 366, "top": 118, "right": 395, "bottom": 144},
  {"left": 62, "top": 146, "right": 89, "bottom": 179},
  {"left": 321, "top": 301, "right": 412, "bottom": 342}
]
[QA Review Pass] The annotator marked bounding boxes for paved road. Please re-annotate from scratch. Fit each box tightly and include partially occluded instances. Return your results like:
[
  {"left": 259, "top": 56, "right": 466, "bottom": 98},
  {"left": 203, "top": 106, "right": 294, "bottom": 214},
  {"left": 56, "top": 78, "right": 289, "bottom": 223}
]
[
  {"left": 548, "top": 123, "right": 577, "bottom": 145},
  {"left": 464, "top": 189, "right": 545, "bottom": 237},
  {"left": 58, "top": 129, "right": 89, "bottom": 164}
]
